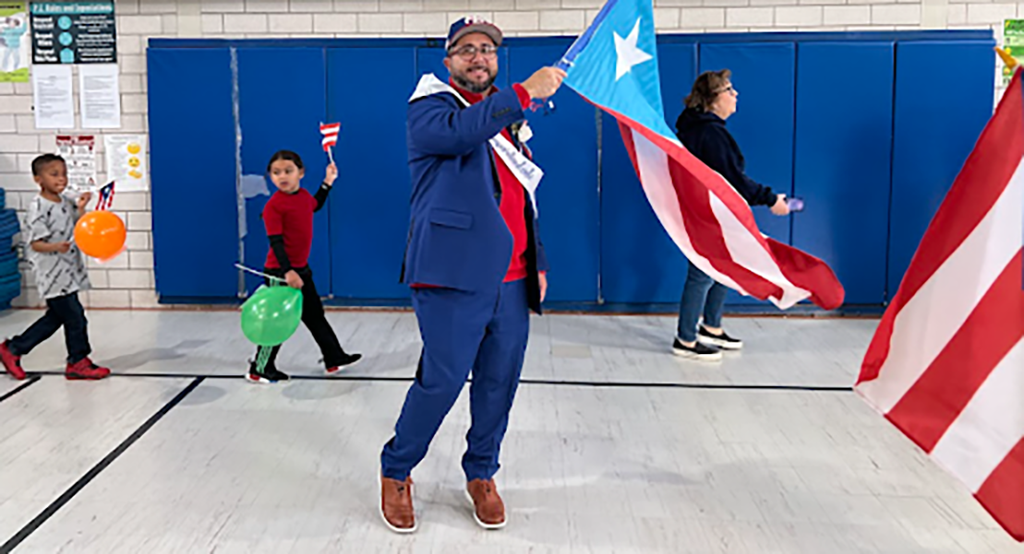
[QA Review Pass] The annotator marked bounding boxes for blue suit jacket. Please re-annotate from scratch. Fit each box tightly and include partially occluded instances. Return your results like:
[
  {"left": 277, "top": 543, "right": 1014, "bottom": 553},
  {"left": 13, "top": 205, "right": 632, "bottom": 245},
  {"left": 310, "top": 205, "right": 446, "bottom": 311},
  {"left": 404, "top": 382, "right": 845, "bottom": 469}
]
[{"left": 400, "top": 85, "right": 549, "bottom": 314}]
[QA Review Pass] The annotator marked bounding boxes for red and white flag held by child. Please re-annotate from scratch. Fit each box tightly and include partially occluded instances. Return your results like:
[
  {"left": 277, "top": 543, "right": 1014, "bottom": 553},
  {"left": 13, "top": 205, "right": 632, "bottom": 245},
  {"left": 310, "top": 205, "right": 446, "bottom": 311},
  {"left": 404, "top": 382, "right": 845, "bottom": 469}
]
[
  {"left": 95, "top": 181, "right": 115, "bottom": 211},
  {"left": 320, "top": 122, "right": 340, "bottom": 164}
]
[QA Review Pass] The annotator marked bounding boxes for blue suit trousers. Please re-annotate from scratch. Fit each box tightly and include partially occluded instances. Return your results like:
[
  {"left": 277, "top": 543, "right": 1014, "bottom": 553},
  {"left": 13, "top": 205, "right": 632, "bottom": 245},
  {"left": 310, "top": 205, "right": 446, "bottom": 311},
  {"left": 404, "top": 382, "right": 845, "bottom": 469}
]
[{"left": 381, "top": 279, "right": 530, "bottom": 482}]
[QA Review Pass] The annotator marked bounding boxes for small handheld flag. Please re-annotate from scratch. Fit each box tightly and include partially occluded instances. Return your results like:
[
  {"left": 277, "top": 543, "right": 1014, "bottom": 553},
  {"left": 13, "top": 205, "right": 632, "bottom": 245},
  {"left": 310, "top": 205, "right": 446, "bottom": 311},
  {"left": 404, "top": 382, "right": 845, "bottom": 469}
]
[
  {"left": 320, "top": 122, "right": 340, "bottom": 164},
  {"left": 95, "top": 181, "right": 115, "bottom": 211}
]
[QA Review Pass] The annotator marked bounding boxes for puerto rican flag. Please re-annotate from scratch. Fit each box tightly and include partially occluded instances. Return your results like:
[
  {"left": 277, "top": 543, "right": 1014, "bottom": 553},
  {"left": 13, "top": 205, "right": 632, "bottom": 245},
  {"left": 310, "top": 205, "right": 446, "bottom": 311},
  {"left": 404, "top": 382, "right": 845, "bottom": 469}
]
[
  {"left": 560, "top": 0, "right": 843, "bottom": 309},
  {"left": 95, "top": 181, "right": 114, "bottom": 211},
  {"left": 320, "top": 122, "right": 340, "bottom": 151},
  {"left": 856, "top": 70, "right": 1024, "bottom": 541}
]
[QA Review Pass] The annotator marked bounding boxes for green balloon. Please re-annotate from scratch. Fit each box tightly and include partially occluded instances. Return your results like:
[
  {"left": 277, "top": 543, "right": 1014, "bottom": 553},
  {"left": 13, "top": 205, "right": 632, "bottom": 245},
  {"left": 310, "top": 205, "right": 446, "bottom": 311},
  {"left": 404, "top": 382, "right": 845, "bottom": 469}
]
[{"left": 240, "top": 285, "right": 303, "bottom": 346}]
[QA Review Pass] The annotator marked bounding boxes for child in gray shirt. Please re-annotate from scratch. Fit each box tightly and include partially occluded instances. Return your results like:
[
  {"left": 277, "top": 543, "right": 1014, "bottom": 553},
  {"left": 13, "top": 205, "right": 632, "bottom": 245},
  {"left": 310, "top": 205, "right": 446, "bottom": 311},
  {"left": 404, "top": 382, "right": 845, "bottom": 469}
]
[{"left": 0, "top": 154, "right": 110, "bottom": 380}]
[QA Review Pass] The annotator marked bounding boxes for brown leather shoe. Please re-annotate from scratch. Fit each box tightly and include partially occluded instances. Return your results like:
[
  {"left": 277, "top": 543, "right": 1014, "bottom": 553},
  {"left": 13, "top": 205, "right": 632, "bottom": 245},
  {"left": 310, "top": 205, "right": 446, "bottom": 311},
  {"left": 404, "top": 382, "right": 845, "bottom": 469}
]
[
  {"left": 380, "top": 475, "right": 416, "bottom": 533},
  {"left": 466, "top": 478, "right": 506, "bottom": 529}
]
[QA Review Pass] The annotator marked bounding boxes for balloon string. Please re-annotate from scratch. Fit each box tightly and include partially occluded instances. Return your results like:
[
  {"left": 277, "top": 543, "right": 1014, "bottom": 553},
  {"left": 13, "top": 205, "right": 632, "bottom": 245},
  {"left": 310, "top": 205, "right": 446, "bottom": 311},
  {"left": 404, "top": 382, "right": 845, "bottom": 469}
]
[
  {"left": 254, "top": 343, "right": 272, "bottom": 373},
  {"left": 234, "top": 263, "right": 286, "bottom": 283}
]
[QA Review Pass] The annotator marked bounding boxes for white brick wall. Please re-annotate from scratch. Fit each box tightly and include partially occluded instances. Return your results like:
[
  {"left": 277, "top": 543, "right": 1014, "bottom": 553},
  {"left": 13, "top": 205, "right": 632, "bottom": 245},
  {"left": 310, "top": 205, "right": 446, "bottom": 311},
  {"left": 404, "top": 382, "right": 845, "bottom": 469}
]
[
  {"left": 824, "top": 5, "right": 872, "bottom": 25},
  {"left": 776, "top": 5, "right": 824, "bottom": 26},
  {"left": 680, "top": 7, "right": 728, "bottom": 27},
  {"left": 0, "top": 0, "right": 1009, "bottom": 309},
  {"left": 357, "top": 12, "right": 404, "bottom": 32},
  {"left": 727, "top": 7, "right": 775, "bottom": 27},
  {"left": 540, "top": 9, "right": 587, "bottom": 31},
  {"left": 224, "top": 13, "right": 269, "bottom": 32},
  {"left": 269, "top": 13, "right": 314, "bottom": 33},
  {"left": 871, "top": 3, "right": 922, "bottom": 24},
  {"left": 313, "top": 14, "right": 358, "bottom": 33}
]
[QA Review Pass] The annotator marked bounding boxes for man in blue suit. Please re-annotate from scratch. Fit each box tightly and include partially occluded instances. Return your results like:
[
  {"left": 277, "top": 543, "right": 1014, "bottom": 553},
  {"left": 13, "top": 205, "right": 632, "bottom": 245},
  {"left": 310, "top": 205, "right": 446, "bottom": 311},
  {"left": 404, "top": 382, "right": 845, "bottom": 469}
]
[{"left": 379, "top": 17, "right": 565, "bottom": 533}]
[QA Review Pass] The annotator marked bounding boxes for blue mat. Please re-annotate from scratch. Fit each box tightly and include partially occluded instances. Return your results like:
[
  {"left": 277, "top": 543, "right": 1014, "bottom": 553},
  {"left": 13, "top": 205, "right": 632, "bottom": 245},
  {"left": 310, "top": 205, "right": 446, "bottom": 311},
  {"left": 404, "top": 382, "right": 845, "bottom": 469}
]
[{"left": 0, "top": 209, "right": 20, "bottom": 240}]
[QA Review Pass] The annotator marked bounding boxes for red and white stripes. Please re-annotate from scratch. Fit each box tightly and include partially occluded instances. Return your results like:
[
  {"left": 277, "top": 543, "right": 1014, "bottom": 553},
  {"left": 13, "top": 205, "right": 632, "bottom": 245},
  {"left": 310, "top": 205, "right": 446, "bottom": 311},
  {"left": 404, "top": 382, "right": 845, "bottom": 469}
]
[
  {"left": 856, "top": 70, "right": 1024, "bottom": 542},
  {"left": 320, "top": 122, "right": 340, "bottom": 151},
  {"left": 610, "top": 105, "right": 844, "bottom": 310}
]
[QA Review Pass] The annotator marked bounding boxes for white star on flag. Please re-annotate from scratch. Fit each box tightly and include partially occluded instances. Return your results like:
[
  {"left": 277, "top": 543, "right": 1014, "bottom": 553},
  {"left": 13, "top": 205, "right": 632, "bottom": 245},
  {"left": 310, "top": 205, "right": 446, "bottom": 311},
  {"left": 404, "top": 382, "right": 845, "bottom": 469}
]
[{"left": 613, "top": 17, "right": 653, "bottom": 81}]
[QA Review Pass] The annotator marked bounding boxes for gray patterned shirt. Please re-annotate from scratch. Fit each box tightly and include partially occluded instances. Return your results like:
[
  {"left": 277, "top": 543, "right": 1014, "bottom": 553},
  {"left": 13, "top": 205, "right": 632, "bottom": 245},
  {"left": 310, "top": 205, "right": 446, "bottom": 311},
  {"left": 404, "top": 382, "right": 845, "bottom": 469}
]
[{"left": 25, "top": 195, "right": 90, "bottom": 300}]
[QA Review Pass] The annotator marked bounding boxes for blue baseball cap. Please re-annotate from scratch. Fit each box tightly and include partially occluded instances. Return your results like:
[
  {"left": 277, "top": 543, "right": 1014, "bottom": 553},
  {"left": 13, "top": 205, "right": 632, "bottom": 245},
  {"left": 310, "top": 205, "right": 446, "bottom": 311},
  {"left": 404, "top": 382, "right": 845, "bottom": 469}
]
[{"left": 445, "top": 16, "right": 502, "bottom": 52}]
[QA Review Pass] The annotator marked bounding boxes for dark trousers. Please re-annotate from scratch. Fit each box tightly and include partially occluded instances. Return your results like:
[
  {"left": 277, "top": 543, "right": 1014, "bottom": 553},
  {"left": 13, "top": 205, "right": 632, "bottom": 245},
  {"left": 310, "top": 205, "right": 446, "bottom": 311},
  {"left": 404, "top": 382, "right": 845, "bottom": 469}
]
[
  {"left": 251, "top": 266, "right": 347, "bottom": 371},
  {"left": 9, "top": 291, "right": 91, "bottom": 364},
  {"left": 381, "top": 279, "right": 530, "bottom": 482}
]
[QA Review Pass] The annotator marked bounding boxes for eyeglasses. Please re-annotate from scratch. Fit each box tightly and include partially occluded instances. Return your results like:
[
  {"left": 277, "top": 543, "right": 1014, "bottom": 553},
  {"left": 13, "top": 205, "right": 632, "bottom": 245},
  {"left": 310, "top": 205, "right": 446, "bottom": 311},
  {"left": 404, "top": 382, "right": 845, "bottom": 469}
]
[
  {"left": 449, "top": 44, "right": 499, "bottom": 59},
  {"left": 715, "top": 85, "right": 736, "bottom": 95}
]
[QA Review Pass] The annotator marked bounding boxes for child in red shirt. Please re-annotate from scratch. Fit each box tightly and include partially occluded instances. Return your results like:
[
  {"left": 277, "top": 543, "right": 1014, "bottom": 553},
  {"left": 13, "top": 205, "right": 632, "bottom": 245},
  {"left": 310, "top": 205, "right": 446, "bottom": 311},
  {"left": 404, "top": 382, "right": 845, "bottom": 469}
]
[{"left": 247, "top": 150, "right": 361, "bottom": 384}]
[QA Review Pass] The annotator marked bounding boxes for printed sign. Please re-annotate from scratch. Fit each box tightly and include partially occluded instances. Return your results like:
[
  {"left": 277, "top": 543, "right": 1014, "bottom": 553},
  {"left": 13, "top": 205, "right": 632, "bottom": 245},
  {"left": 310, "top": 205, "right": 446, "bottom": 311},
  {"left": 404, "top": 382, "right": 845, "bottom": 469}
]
[{"left": 31, "top": 1, "right": 115, "bottom": 64}]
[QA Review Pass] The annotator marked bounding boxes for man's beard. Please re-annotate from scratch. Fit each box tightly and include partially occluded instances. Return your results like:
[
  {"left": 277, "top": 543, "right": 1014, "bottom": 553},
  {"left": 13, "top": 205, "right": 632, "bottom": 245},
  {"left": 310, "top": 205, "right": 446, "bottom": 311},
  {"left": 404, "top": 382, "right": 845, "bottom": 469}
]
[{"left": 452, "top": 67, "right": 496, "bottom": 93}]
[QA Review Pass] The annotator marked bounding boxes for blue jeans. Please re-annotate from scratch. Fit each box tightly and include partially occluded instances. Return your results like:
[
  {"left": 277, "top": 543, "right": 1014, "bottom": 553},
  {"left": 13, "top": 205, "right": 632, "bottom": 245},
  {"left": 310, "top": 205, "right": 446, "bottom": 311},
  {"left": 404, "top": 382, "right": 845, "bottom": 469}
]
[{"left": 676, "top": 263, "right": 727, "bottom": 343}]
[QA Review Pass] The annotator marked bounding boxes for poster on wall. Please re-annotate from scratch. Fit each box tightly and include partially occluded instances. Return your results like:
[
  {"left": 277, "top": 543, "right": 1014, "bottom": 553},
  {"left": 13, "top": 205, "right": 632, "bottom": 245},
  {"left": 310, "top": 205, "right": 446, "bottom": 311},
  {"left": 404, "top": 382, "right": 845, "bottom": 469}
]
[
  {"left": 79, "top": 63, "right": 119, "bottom": 128},
  {"left": 55, "top": 134, "right": 97, "bottom": 192},
  {"left": 1003, "top": 19, "right": 1024, "bottom": 85},
  {"left": 0, "top": 2, "right": 29, "bottom": 82},
  {"left": 31, "top": 63, "right": 72, "bottom": 128},
  {"left": 30, "top": 1, "right": 115, "bottom": 65},
  {"left": 104, "top": 135, "right": 147, "bottom": 192}
]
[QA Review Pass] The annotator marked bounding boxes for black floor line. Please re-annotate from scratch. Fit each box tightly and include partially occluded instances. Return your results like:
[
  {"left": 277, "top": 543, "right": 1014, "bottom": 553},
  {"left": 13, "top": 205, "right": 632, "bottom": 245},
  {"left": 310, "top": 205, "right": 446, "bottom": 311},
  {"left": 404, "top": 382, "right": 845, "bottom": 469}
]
[
  {"left": 16, "top": 370, "right": 853, "bottom": 392},
  {"left": 0, "top": 377, "right": 205, "bottom": 554},
  {"left": 520, "top": 379, "right": 852, "bottom": 392},
  {"left": 0, "top": 377, "right": 40, "bottom": 404}
]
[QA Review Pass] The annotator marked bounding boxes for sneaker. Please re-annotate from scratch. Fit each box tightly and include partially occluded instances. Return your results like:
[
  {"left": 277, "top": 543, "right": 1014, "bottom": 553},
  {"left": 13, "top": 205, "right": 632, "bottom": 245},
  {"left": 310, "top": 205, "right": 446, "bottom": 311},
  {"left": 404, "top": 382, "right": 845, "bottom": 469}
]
[
  {"left": 698, "top": 326, "right": 744, "bottom": 350},
  {"left": 380, "top": 475, "right": 417, "bottom": 534},
  {"left": 466, "top": 478, "right": 507, "bottom": 530},
  {"left": 66, "top": 357, "right": 110, "bottom": 380},
  {"left": 672, "top": 338, "right": 722, "bottom": 361},
  {"left": 325, "top": 352, "right": 362, "bottom": 375},
  {"left": 246, "top": 362, "right": 290, "bottom": 384},
  {"left": 0, "top": 340, "right": 25, "bottom": 380}
]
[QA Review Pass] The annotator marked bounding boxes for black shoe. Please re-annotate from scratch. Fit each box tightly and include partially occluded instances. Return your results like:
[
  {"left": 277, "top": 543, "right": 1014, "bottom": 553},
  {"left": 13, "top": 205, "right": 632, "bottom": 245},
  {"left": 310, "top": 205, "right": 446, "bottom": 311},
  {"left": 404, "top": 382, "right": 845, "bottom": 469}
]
[
  {"left": 672, "top": 338, "right": 722, "bottom": 361},
  {"left": 325, "top": 353, "right": 362, "bottom": 375},
  {"left": 698, "top": 326, "right": 743, "bottom": 350},
  {"left": 246, "top": 362, "right": 290, "bottom": 384}
]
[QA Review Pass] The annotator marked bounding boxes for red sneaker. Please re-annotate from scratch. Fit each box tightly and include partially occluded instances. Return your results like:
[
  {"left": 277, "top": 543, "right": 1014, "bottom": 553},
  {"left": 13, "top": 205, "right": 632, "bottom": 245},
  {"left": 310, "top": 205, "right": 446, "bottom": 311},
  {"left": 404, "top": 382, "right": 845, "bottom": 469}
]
[
  {"left": 65, "top": 357, "right": 110, "bottom": 380},
  {"left": 0, "top": 340, "right": 25, "bottom": 380}
]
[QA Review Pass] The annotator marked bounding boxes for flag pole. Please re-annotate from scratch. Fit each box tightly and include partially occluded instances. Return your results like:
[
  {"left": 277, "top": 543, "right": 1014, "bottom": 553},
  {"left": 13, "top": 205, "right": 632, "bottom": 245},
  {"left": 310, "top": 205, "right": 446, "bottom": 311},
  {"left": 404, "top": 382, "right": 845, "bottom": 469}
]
[
  {"left": 234, "top": 263, "right": 287, "bottom": 283},
  {"left": 542, "top": 0, "right": 618, "bottom": 114},
  {"left": 556, "top": 0, "right": 619, "bottom": 71}
]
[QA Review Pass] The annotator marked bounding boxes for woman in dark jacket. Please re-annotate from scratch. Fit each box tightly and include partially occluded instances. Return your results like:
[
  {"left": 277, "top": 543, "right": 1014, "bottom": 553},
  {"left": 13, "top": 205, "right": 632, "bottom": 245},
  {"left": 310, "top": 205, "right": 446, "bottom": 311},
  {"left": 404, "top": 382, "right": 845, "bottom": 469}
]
[{"left": 672, "top": 69, "right": 790, "bottom": 361}]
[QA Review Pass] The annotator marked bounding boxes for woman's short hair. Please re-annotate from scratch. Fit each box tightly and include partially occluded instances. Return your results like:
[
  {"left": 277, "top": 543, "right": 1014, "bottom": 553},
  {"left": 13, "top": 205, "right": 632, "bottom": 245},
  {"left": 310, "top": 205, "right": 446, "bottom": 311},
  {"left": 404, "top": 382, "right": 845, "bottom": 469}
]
[{"left": 684, "top": 69, "right": 732, "bottom": 112}]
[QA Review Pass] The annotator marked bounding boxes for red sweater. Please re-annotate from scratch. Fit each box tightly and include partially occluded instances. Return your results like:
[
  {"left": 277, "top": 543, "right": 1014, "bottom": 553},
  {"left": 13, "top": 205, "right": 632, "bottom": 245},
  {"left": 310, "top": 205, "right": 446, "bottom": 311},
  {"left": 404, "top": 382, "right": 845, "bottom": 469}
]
[
  {"left": 263, "top": 188, "right": 316, "bottom": 269},
  {"left": 412, "top": 81, "right": 533, "bottom": 288}
]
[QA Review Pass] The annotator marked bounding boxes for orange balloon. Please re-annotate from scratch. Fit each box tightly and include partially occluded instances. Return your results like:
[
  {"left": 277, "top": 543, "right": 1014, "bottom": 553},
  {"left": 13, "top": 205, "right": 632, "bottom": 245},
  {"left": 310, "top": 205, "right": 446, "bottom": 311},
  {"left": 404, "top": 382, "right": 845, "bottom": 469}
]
[{"left": 74, "top": 211, "right": 126, "bottom": 260}]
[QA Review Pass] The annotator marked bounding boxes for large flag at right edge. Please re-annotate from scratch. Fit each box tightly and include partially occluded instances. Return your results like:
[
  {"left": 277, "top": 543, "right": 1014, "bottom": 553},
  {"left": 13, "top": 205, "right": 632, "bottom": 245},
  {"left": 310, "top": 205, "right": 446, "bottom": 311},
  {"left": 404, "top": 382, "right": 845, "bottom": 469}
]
[{"left": 855, "top": 69, "right": 1024, "bottom": 542}]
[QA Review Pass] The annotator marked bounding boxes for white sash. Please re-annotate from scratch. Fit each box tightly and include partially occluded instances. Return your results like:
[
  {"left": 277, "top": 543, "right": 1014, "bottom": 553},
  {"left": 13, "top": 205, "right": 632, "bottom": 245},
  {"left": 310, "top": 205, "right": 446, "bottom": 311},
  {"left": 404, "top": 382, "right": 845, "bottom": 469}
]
[{"left": 410, "top": 73, "right": 542, "bottom": 214}]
